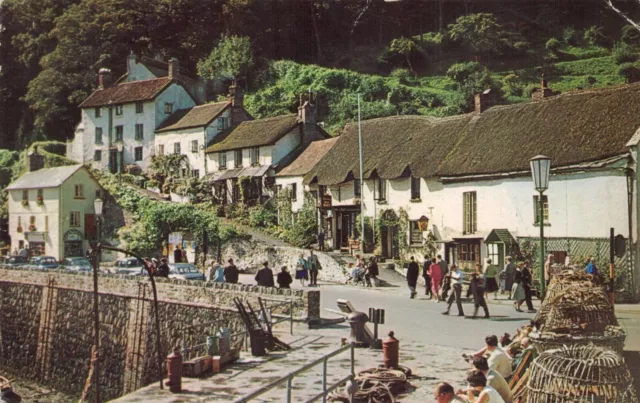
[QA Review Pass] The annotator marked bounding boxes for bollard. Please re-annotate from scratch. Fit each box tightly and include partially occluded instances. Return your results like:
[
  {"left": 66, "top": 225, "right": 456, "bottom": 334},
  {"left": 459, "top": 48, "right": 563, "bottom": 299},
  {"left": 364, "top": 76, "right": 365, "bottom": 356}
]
[
  {"left": 347, "top": 311, "right": 373, "bottom": 347},
  {"left": 166, "top": 346, "right": 182, "bottom": 393},
  {"left": 382, "top": 331, "right": 399, "bottom": 369}
]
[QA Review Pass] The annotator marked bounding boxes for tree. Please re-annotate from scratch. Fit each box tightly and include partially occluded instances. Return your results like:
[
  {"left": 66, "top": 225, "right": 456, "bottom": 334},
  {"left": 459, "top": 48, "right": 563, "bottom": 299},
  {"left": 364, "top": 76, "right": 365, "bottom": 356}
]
[
  {"left": 388, "top": 37, "right": 419, "bottom": 75},
  {"left": 197, "top": 35, "right": 255, "bottom": 81},
  {"left": 604, "top": 0, "right": 640, "bottom": 35},
  {"left": 447, "top": 13, "right": 512, "bottom": 55}
]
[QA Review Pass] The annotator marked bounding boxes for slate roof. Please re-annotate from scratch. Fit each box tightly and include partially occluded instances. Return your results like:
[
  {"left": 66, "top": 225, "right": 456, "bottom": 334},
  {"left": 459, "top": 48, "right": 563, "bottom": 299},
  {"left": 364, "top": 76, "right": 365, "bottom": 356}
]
[
  {"left": 79, "top": 77, "right": 173, "bottom": 108},
  {"left": 205, "top": 114, "right": 300, "bottom": 153},
  {"left": 277, "top": 137, "right": 339, "bottom": 177},
  {"left": 156, "top": 101, "right": 230, "bottom": 133},
  {"left": 5, "top": 165, "right": 83, "bottom": 190}
]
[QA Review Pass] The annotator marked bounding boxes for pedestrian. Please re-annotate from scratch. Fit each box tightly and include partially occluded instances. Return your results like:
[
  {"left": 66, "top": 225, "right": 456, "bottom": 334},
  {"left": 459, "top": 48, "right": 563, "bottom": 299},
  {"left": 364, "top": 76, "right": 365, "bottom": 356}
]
[
  {"left": 213, "top": 262, "right": 225, "bottom": 283},
  {"left": 277, "top": 266, "right": 293, "bottom": 289},
  {"left": 366, "top": 256, "right": 379, "bottom": 287},
  {"left": 156, "top": 257, "right": 170, "bottom": 278},
  {"left": 18, "top": 247, "right": 28, "bottom": 258},
  {"left": 173, "top": 245, "right": 182, "bottom": 263},
  {"left": 585, "top": 257, "right": 599, "bottom": 276},
  {"left": 317, "top": 230, "right": 325, "bottom": 251},
  {"left": 308, "top": 250, "right": 319, "bottom": 286},
  {"left": 503, "top": 256, "right": 516, "bottom": 299},
  {"left": 521, "top": 261, "right": 535, "bottom": 312},
  {"left": 406, "top": 256, "right": 419, "bottom": 299},
  {"left": 512, "top": 263, "right": 527, "bottom": 312},
  {"left": 422, "top": 255, "right": 432, "bottom": 299},
  {"left": 429, "top": 258, "right": 442, "bottom": 300},
  {"left": 295, "top": 253, "right": 308, "bottom": 286},
  {"left": 255, "top": 261, "right": 275, "bottom": 287},
  {"left": 484, "top": 259, "right": 499, "bottom": 300},
  {"left": 469, "top": 263, "right": 490, "bottom": 319},
  {"left": 544, "top": 253, "right": 554, "bottom": 286},
  {"left": 224, "top": 258, "right": 239, "bottom": 284},
  {"left": 433, "top": 382, "right": 465, "bottom": 403},
  {"left": 437, "top": 254, "right": 448, "bottom": 286},
  {"left": 181, "top": 246, "right": 188, "bottom": 263},
  {"left": 442, "top": 264, "right": 464, "bottom": 317}
]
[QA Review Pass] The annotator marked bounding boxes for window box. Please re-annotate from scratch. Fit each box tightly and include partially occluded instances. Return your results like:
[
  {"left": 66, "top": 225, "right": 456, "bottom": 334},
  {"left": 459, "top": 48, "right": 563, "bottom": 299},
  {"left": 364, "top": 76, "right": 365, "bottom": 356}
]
[
  {"left": 28, "top": 224, "right": 37, "bottom": 232},
  {"left": 533, "top": 223, "right": 552, "bottom": 227},
  {"left": 410, "top": 198, "right": 422, "bottom": 203},
  {"left": 21, "top": 199, "right": 29, "bottom": 207},
  {"left": 36, "top": 196, "right": 44, "bottom": 206}
]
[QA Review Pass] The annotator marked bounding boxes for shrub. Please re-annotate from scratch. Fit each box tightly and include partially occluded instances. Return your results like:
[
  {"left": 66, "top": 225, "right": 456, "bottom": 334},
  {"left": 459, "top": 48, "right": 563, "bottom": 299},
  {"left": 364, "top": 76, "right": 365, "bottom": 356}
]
[
  {"left": 390, "top": 68, "right": 411, "bottom": 84},
  {"left": 446, "top": 62, "right": 481, "bottom": 84},
  {"left": 584, "top": 26, "right": 607, "bottom": 47},
  {"left": 248, "top": 204, "right": 277, "bottom": 228},
  {"left": 502, "top": 74, "right": 522, "bottom": 97},
  {"left": 621, "top": 25, "right": 640, "bottom": 46},
  {"left": 613, "top": 42, "right": 637, "bottom": 64},
  {"left": 563, "top": 27, "right": 579, "bottom": 46},
  {"left": 580, "top": 75, "right": 597, "bottom": 88},
  {"left": 545, "top": 37, "right": 561, "bottom": 53},
  {"left": 618, "top": 62, "right": 640, "bottom": 83}
]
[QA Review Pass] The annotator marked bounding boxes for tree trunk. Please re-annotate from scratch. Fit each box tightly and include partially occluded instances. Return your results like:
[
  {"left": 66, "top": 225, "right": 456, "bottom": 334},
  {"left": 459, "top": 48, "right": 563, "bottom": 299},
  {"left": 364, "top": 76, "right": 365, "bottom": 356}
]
[{"left": 604, "top": 0, "right": 640, "bottom": 34}]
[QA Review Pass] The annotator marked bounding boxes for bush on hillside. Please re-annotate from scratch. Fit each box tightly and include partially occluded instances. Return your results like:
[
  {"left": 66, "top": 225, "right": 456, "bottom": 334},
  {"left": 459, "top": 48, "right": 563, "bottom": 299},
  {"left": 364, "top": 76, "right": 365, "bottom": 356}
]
[
  {"left": 446, "top": 61, "right": 481, "bottom": 84},
  {"left": 390, "top": 68, "right": 411, "bottom": 84},
  {"left": 613, "top": 42, "right": 637, "bottom": 64},
  {"left": 563, "top": 27, "right": 579, "bottom": 46},
  {"left": 584, "top": 26, "right": 608, "bottom": 47},
  {"left": 621, "top": 25, "right": 640, "bottom": 46},
  {"left": 545, "top": 38, "right": 561, "bottom": 53},
  {"left": 502, "top": 74, "right": 523, "bottom": 97},
  {"left": 618, "top": 62, "right": 640, "bottom": 83}
]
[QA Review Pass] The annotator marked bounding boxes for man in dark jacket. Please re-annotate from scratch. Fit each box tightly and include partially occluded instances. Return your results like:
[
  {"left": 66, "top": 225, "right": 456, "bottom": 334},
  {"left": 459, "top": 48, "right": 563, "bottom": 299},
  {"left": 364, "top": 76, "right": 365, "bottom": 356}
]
[
  {"left": 277, "top": 266, "right": 293, "bottom": 289},
  {"left": 155, "top": 258, "right": 170, "bottom": 278},
  {"left": 173, "top": 246, "right": 182, "bottom": 263},
  {"left": 406, "top": 256, "right": 419, "bottom": 299},
  {"left": 224, "top": 258, "right": 239, "bottom": 284},
  {"left": 255, "top": 261, "right": 275, "bottom": 287}
]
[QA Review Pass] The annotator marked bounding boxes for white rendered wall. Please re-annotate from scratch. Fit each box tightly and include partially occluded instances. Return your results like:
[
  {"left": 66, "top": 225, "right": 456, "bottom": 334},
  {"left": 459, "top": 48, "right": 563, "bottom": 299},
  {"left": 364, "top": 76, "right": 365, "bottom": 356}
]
[
  {"left": 272, "top": 129, "right": 300, "bottom": 165},
  {"left": 9, "top": 187, "right": 60, "bottom": 259},
  {"left": 154, "top": 127, "right": 206, "bottom": 177},
  {"left": 275, "top": 176, "right": 305, "bottom": 212}
]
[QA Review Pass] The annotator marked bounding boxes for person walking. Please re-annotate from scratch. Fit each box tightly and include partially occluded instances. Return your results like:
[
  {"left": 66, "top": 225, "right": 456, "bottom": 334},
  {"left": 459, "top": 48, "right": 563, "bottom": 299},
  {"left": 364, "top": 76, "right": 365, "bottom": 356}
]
[
  {"left": 213, "top": 263, "right": 225, "bottom": 283},
  {"left": 429, "top": 258, "right": 442, "bottom": 301},
  {"left": 503, "top": 257, "right": 516, "bottom": 299},
  {"left": 522, "top": 261, "right": 536, "bottom": 312},
  {"left": 173, "top": 245, "right": 182, "bottom": 263},
  {"left": 277, "top": 266, "right": 293, "bottom": 289},
  {"left": 437, "top": 254, "right": 449, "bottom": 286},
  {"left": 484, "top": 259, "right": 499, "bottom": 300},
  {"left": 512, "top": 263, "right": 526, "bottom": 312},
  {"left": 295, "top": 253, "right": 308, "bottom": 287},
  {"left": 406, "top": 256, "right": 419, "bottom": 299},
  {"left": 206, "top": 260, "right": 221, "bottom": 281},
  {"left": 422, "top": 255, "right": 433, "bottom": 299},
  {"left": 469, "top": 263, "right": 490, "bottom": 319},
  {"left": 156, "top": 257, "right": 170, "bottom": 278},
  {"left": 224, "top": 258, "right": 239, "bottom": 284},
  {"left": 308, "top": 250, "right": 319, "bottom": 286},
  {"left": 366, "top": 256, "right": 379, "bottom": 287},
  {"left": 442, "top": 264, "right": 464, "bottom": 317},
  {"left": 317, "top": 230, "right": 325, "bottom": 251},
  {"left": 255, "top": 261, "right": 275, "bottom": 287}
]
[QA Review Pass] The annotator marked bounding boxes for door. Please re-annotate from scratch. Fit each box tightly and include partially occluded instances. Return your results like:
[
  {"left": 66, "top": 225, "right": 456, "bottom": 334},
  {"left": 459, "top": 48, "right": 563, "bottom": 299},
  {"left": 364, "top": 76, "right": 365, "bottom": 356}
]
[
  {"left": 341, "top": 213, "right": 350, "bottom": 247},
  {"left": 109, "top": 150, "right": 118, "bottom": 173}
]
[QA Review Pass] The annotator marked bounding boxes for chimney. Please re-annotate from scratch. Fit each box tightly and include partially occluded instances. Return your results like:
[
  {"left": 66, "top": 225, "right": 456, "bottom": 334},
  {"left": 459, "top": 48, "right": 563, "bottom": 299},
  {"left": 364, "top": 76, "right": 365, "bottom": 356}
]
[
  {"left": 168, "top": 57, "right": 179, "bottom": 80},
  {"left": 298, "top": 90, "right": 319, "bottom": 146},
  {"left": 28, "top": 146, "right": 45, "bottom": 172},
  {"left": 474, "top": 89, "right": 494, "bottom": 114},
  {"left": 531, "top": 75, "right": 557, "bottom": 100},
  {"left": 98, "top": 68, "right": 112, "bottom": 90},
  {"left": 228, "top": 81, "right": 246, "bottom": 126}
]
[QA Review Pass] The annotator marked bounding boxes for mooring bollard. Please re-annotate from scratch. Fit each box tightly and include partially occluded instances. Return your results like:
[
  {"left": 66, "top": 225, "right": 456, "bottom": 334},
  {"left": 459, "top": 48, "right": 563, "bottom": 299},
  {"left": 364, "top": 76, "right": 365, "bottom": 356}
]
[
  {"left": 382, "top": 331, "right": 399, "bottom": 369},
  {"left": 166, "top": 346, "right": 182, "bottom": 393}
]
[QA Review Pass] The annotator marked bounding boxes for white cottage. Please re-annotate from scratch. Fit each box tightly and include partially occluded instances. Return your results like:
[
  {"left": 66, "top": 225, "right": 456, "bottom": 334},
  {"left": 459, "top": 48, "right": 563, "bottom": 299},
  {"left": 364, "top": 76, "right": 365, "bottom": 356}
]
[{"left": 306, "top": 83, "right": 640, "bottom": 300}]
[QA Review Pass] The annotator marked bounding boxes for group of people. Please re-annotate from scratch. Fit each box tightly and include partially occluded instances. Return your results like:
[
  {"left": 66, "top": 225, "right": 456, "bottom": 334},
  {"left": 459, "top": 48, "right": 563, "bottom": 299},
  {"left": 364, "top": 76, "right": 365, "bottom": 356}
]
[
  {"left": 435, "top": 324, "right": 536, "bottom": 402},
  {"left": 348, "top": 255, "right": 379, "bottom": 287},
  {"left": 205, "top": 257, "right": 240, "bottom": 283},
  {"left": 141, "top": 256, "right": 170, "bottom": 277},
  {"left": 406, "top": 254, "right": 449, "bottom": 299}
]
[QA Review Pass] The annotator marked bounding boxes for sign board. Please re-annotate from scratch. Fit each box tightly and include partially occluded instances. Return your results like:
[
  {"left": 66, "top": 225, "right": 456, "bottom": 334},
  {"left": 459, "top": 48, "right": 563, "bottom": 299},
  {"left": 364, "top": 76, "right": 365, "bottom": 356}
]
[
  {"left": 169, "top": 232, "right": 182, "bottom": 245},
  {"left": 417, "top": 215, "right": 430, "bottom": 231},
  {"left": 615, "top": 234, "right": 626, "bottom": 258},
  {"left": 25, "top": 232, "right": 46, "bottom": 243},
  {"left": 63, "top": 229, "right": 83, "bottom": 242}
]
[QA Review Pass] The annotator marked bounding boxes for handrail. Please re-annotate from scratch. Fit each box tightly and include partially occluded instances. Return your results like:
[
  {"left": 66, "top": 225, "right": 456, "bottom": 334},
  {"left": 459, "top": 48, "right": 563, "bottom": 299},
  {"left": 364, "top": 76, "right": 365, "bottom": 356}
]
[{"left": 234, "top": 343, "right": 355, "bottom": 403}]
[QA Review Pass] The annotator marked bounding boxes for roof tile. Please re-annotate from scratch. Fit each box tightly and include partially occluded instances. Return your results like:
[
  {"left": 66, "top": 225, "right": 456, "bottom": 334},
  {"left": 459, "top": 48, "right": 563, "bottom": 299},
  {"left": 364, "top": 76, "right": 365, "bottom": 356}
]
[
  {"left": 205, "top": 114, "right": 300, "bottom": 153},
  {"left": 156, "top": 102, "right": 230, "bottom": 133},
  {"left": 79, "top": 77, "right": 173, "bottom": 108}
]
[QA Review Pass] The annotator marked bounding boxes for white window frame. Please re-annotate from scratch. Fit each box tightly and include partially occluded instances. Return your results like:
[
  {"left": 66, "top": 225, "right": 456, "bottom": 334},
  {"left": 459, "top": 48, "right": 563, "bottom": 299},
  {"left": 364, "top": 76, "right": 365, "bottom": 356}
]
[
  {"left": 74, "top": 184, "right": 84, "bottom": 199},
  {"left": 70, "top": 211, "right": 81, "bottom": 227}
]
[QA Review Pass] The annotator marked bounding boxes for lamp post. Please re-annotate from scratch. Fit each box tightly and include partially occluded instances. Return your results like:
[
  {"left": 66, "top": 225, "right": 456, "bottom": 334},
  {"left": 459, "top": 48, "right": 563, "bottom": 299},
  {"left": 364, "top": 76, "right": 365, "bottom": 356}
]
[
  {"left": 92, "top": 197, "right": 103, "bottom": 402},
  {"left": 529, "top": 155, "right": 550, "bottom": 299},
  {"left": 357, "top": 94, "right": 365, "bottom": 253}
]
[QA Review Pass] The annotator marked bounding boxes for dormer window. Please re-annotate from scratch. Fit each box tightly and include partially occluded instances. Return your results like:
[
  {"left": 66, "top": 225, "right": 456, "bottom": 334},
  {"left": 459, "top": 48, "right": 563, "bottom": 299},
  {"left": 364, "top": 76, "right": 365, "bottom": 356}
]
[
  {"left": 164, "top": 103, "right": 173, "bottom": 114},
  {"left": 217, "top": 117, "right": 227, "bottom": 130},
  {"left": 115, "top": 104, "right": 123, "bottom": 116}
]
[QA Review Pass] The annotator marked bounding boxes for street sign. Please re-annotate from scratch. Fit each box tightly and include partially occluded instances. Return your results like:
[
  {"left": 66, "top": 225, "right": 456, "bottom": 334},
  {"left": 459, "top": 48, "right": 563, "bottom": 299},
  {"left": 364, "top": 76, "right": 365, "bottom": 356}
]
[{"left": 614, "top": 234, "right": 626, "bottom": 258}]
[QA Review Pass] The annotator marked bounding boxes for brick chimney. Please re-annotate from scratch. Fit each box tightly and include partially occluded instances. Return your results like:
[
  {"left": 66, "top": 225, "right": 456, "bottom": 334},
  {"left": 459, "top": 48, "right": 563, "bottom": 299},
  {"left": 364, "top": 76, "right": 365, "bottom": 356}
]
[
  {"left": 298, "top": 90, "right": 320, "bottom": 146},
  {"left": 228, "top": 82, "right": 246, "bottom": 126},
  {"left": 532, "top": 74, "right": 557, "bottom": 100},
  {"left": 28, "top": 146, "right": 45, "bottom": 172},
  {"left": 98, "top": 68, "right": 112, "bottom": 90},
  {"left": 168, "top": 57, "right": 179, "bottom": 80},
  {"left": 474, "top": 89, "right": 495, "bottom": 114}
]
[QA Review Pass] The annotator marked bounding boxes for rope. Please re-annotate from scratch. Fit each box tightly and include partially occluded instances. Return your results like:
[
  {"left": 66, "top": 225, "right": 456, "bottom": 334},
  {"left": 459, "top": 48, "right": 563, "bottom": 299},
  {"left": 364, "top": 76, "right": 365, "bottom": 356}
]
[{"left": 329, "top": 366, "right": 412, "bottom": 403}]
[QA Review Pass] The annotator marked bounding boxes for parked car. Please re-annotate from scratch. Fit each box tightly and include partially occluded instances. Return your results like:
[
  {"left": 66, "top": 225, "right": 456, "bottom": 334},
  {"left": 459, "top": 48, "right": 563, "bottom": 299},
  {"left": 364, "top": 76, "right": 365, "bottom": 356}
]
[
  {"left": 0, "top": 256, "right": 28, "bottom": 267},
  {"left": 113, "top": 257, "right": 145, "bottom": 275},
  {"left": 168, "top": 263, "right": 205, "bottom": 281},
  {"left": 60, "top": 257, "right": 92, "bottom": 272},
  {"left": 28, "top": 256, "right": 59, "bottom": 270}
]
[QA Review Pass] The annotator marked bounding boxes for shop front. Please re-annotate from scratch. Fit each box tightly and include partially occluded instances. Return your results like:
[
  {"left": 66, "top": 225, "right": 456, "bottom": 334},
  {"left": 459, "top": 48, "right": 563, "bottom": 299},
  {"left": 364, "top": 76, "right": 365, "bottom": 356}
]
[
  {"left": 25, "top": 231, "right": 46, "bottom": 257},
  {"left": 63, "top": 229, "right": 84, "bottom": 257}
]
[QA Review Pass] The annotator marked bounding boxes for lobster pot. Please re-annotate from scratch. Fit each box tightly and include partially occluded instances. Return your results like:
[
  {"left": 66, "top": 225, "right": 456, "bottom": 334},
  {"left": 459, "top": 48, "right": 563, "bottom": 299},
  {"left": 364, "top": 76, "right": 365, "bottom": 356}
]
[
  {"left": 541, "top": 288, "right": 618, "bottom": 334},
  {"left": 527, "top": 345, "right": 638, "bottom": 403},
  {"left": 530, "top": 328, "right": 626, "bottom": 355}
]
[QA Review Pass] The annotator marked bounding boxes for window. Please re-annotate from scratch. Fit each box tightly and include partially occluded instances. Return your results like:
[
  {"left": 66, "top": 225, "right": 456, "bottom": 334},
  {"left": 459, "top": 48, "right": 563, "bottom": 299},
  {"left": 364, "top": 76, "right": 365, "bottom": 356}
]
[
  {"left": 95, "top": 107, "right": 102, "bottom": 118},
  {"left": 115, "top": 125, "right": 123, "bottom": 142},
  {"left": 95, "top": 127, "right": 103, "bottom": 144},
  {"left": 487, "top": 243, "right": 499, "bottom": 265},
  {"left": 134, "top": 147, "right": 143, "bottom": 161},
  {"left": 191, "top": 169, "right": 200, "bottom": 178},
  {"left": 37, "top": 189, "right": 43, "bottom": 200},
  {"left": 463, "top": 191, "right": 477, "bottom": 234},
  {"left": 410, "top": 177, "right": 421, "bottom": 200},
  {"left": 164, "top": 103, "right": 173, "bottom": 114},
  {"left": 354, "top": 179, "right": 361, "bottom": 197},
  {"left": 158, "top": 144, "right": 164, "bottom": 156},
  {"left": 70, "top": 211, "right": 81, "bottom": 227},
  {"left": 409, "top": 221, "right": 423, "bottom": 245},
  {"left": 377, "top": 178, "right": 387, "bottom": 201},
  {"left": 115, "top": 104, "right": 123, "bottom": 116},
  {"left": 174, "top": 142, "right": 181, "bottom": 154},
  {"left": 96, "top": 189, "right": 102, "bottom": 199},
  {"left": 94, "top": 150, "right": 102, "bottom": 161},
  {"left": 533, "top": 195, "right": 550, "bottom": 225},
  {"left": 22, "top": 190, "right": 28, "bottom": 202},
  {"left": 459, "top": 243, "right": 479, "bottom": 264},
  {"left": 181, "top": 168, "right": 187, "bottom": 177},
  {"left": 74, "top": 184, "right": 84, "bottom": 198},
  {"left": 291, "top": 183, "right": 298, "bottom": 201},
  {"left": 191, "top": 140, "right": 199, "bottom": 153},
  {"left": 234, "top": 150, "right": 243, "bottom": 167},
  {"left": 218, "top": 117, "right": 227, "bottom": 130},
  {"left": 135, "top": 101, "right": 143, "bottom": 113},
  {"left": 250, "top": 147, "right": 259, "bottom": 165},
  {"left": 135, "top": 124, "right": 144, "bottom": 140},
  {"left": 219, "top": 152, "right": 227, "bottom": 170}
]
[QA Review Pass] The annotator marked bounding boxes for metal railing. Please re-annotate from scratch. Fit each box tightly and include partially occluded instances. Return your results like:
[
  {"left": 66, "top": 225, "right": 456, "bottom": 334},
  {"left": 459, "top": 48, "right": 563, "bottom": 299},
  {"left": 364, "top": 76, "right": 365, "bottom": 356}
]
[{"left": 234, "top": 343, "right": 355, "bottom": 403}]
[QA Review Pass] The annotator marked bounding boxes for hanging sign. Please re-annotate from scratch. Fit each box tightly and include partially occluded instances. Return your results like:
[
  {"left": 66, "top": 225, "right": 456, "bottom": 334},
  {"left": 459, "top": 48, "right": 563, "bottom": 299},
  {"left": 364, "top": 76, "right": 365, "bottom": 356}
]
[{"left": 417, "top": 215, "right": 430, "bottom": 232}]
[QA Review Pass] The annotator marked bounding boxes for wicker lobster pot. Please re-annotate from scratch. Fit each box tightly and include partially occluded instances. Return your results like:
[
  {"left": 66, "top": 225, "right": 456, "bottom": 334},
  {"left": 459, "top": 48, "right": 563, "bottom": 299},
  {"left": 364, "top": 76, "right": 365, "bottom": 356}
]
[
  {"left": 527, "top": 345, "right": 638, "bottom": 402},
  {"left": 530, "top": 327, "right": 626, "bottom": 355}
]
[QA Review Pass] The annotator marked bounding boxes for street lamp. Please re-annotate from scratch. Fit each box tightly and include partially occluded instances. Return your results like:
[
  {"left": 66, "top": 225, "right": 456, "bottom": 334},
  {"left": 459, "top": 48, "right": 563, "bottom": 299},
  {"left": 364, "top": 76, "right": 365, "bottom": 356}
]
[
  {"left": 529, "top": 155, "right": 550, "bottom": 299},
  {"left": 92, "top": 197, "right": 103, "bottom": 402}
]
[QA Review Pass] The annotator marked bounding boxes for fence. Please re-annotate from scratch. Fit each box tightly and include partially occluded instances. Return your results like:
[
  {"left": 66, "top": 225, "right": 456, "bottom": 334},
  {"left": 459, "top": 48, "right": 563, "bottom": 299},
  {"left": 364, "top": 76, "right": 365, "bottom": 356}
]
[
  {"left": 517, "top": 236, "right": 635, "bottom": 302},
  {"left": 234, "top": 343, "right": 356, "bottom": 403}
]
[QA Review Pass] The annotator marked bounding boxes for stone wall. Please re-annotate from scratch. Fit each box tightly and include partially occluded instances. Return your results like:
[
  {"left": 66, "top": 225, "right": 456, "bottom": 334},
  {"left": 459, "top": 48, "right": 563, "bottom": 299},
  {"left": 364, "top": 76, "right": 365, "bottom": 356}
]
[{"left": 0, "top": 266, "right": 319, "bottom": 400}]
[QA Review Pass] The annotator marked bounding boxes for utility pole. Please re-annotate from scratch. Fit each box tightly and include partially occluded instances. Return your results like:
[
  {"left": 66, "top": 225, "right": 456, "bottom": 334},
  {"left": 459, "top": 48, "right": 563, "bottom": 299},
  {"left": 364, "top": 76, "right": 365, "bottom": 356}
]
[{"left": 358, "top": 94, "right": 365, "bottom": 253}]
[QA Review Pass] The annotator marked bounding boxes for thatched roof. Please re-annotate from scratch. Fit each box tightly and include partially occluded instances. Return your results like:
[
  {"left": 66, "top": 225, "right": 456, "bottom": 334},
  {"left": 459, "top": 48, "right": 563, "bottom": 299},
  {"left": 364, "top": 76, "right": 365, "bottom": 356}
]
[
  {"left": 305, "top": 115, "right": 471, "bottom": 185},
  {"left": 204, "top": 114, "right": 299, "bottom": 153},
  {"left": 277, "top": 137, "right": 339, "bottom": 177},
  {"left": 156, "top": 101, "right": 230, "bottom": 133},
  {"left": 79, "top": 77, "right": 173, "bottom": 108}
]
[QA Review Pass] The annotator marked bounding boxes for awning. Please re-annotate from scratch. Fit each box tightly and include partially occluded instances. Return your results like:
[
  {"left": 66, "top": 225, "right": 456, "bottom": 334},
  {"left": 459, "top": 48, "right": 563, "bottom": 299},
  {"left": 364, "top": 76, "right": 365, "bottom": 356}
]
[
  {"left": 207, "top": 165, "right": 272, "bottom": 182},
  {"left": 485, "top": 229, "right": 518, "bottom": 245}
]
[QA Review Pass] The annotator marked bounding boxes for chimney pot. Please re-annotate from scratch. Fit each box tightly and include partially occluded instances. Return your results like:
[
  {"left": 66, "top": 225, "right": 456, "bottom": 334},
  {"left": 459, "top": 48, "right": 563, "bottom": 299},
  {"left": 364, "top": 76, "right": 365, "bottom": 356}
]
[
  {"left": 168, "top": 58, "right": 179, "bottom": 80},
  {"left": 98, "top": 68, "right": 112, "bottom": 89}
]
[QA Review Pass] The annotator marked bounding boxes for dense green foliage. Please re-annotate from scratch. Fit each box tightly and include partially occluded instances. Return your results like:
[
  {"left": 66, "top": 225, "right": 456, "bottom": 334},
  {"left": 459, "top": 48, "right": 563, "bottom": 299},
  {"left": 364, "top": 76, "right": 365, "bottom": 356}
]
[{"left": 197, "top": 35, "right": 255, "bottom": 81}]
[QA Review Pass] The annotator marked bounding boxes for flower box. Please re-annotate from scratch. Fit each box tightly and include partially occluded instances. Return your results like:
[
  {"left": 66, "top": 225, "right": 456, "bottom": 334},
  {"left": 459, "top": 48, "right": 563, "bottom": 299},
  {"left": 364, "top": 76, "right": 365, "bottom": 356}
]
[
  {"left": 21, "top": 199, "right": 29, "bottom": 207},
  {"left": 28, "top": 225, "right": 37, "bottom": 232},
  {"left": 36, "top": 197, "right": 44, "bottom": 205},
  {"left": 17, "top": 226, "right": 23, "bottom": 233}
]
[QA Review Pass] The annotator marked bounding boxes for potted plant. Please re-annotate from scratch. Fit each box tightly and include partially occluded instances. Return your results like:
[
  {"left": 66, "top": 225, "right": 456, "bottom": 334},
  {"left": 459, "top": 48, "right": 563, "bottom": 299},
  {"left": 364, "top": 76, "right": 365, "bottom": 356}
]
[
  {"left": 17, "top": 226, "right": 23, "bottom": 233},
  {"left": 28, "top": 224, "right": 37, "bottom": 232},
  {"left": 21, "top": 199, "right": 29, "bottom": 207},
  {"left": 36, "top": 196, "right": 44, "bottom": 205}
]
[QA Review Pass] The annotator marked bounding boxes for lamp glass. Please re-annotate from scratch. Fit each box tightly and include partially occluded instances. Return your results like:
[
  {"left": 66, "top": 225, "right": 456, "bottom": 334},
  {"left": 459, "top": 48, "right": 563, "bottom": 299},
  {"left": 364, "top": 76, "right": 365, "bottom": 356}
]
[
  {"left": 529, "top": 155, "right": 551, "bottom": 192},
  {"left": 94, "top": 198, "right": 104, "bottom": 216}
]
